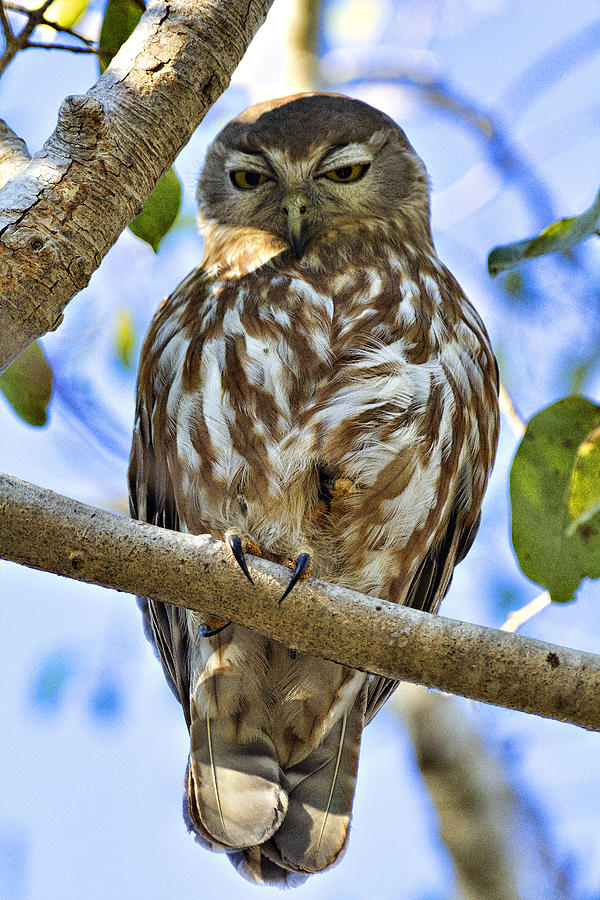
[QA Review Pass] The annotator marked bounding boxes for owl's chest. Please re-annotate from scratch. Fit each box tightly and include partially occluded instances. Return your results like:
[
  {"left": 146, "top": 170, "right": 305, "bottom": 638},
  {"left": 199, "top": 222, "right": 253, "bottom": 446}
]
[{"left": 196, "top": 280, "right": 337, "bottom": 436}]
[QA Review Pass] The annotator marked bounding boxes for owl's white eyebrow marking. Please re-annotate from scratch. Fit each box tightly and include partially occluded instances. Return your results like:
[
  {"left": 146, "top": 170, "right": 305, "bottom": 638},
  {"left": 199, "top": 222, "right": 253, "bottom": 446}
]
[
  {"left": 316, "top": 143, "right": 374, "bottom": 172},
  {"left": 226, "top": 151, "right": 274, "bottom": 175}
]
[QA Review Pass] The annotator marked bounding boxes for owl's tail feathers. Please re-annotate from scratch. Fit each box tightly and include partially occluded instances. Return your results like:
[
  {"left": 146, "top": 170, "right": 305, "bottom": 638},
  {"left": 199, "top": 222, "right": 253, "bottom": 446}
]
[
  {"left": 228, "top": 847, "right": 310, "bottom": 888},
  {"left": 185, "top": 712, "right": 288, "bottom": 850},
  {"left": 228, "top": 684, "right": 367, "bottom": 887}
]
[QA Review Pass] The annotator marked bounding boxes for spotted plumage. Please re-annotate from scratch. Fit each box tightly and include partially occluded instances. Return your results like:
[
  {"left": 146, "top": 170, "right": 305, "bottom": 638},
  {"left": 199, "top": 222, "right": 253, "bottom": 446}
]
[{"left": 129, "top": 93, "right": 499, "bottom": 886}]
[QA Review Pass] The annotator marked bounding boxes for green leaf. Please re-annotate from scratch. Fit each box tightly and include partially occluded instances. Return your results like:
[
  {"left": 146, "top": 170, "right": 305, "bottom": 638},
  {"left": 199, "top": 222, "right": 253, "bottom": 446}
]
[
  {"left": 114, "top": 309, "right": 136, "bottom": 368},
  {"left": 510, "top": 396, "right": 600, "bottom": 603},
  {"left": 98, "top": 0, "right": 145, "bottom": 72},
  {"left": 0, "top": 342, "right": 53, "bottom": 427},
  {"left": 488, "top": 186, "right": 600, "bottom": 275},
  {"left": 128, "top": 167, "right": 182, "bottom": 252}
]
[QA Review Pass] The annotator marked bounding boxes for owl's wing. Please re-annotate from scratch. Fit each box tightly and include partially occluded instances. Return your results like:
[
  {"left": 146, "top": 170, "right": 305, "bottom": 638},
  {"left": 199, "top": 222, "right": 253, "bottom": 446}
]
[
  {"left": 365, "top": 502, "right": 481, "bottom": 724},
  {"left": 129, "top": 400, "right": 192, "bottom": 726}
]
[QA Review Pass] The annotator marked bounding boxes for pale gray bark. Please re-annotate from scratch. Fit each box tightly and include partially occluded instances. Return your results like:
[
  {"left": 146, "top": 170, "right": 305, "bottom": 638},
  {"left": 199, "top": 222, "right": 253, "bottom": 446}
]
[
  {"left": 0, "top": 0, "right": 274, "bottom": 373},
  {"left": 1, "top": 471, "right": 599, "bottom": 731},
  {"left": 0, "top": 120, "right": 31, "bottom": 186}
]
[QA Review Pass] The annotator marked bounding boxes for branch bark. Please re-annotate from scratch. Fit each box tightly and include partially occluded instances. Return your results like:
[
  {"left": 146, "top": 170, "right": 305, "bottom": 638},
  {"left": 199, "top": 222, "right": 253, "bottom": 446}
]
[
  {"left": 1, "top": 471, "right": 599, "bottom": 731},
  {"left": 0, "top": 119, "right": 31, "bottom": 185},
  {"left": 0, "top": 0, "right": 274, "bottom": 373}
]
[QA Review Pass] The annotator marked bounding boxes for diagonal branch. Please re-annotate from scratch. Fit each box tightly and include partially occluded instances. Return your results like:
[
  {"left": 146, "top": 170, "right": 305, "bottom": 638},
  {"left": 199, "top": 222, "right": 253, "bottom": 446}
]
[
  {"left": 0, "top": 119, "right": 31, "bottom": 185},
  {"left": 1, "top": 471, "right": 599, "bottom": 732},
  {"left": 0, "top": 0, "right": 275, "bottom": 374}
]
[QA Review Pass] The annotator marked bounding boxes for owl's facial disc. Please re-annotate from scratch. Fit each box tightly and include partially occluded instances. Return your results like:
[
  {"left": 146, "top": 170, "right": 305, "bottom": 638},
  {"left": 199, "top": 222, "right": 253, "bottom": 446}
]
[
  {"left": 220, "top": 141, "right": 382, "bottom": 257},
  {"left": 196, "top": 96, "right": 431, "bottom": 265}
]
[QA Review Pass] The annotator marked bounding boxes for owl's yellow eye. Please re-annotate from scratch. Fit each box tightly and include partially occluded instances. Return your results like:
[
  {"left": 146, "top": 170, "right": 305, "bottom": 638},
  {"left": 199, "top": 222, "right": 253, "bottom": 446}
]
[
  {"left": 322, "top": 163, "right": 370, "bottom": 183},
  {"left": 230, "top": 170, "right": 270, "bottom": 190}
]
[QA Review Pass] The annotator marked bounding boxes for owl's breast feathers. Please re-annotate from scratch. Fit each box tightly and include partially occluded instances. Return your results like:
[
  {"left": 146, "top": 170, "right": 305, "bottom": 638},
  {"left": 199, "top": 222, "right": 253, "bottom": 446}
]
[
  {"left": 136, "top": 223, "right": 498, "bottom": 602},
  {"left": 130, "top": 222, "right": 499, "bottom": 886}
]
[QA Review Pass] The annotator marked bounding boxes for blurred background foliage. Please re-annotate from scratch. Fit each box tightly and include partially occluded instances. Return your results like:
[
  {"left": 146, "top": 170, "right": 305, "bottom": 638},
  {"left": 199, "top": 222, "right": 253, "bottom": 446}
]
[{"left": 1, "top": 1, "right": 600, "bottom": 898}]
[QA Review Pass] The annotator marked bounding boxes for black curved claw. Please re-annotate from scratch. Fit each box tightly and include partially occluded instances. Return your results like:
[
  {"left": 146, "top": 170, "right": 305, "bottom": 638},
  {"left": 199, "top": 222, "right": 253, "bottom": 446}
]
[
  {"left": 279, "top": 552, "right": 311, "bottom": 604},
  {"left": 199, "top": 621, "right": 232, "bottom": 638},
  {"left": 228, "top": 533, "right": 254, "bottom": 585}
]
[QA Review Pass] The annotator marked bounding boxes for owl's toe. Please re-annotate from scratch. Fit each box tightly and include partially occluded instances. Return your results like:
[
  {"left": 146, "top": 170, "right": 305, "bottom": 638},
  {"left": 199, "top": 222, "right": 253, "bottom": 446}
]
[
  {"left": 199, "top": 617, "right": 231, "bottom": 638},
  {"left": 280, "top": 548, "right": 313, "bottom": 604},
  {"left": 225, "top": 529, "right": 256, "bottom": 585}
]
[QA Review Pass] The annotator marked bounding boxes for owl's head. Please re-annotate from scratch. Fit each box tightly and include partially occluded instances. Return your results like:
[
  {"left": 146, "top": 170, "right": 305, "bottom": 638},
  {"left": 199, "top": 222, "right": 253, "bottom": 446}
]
[{"left": 197, "top": 93, "right": 430, "bottom": 263}]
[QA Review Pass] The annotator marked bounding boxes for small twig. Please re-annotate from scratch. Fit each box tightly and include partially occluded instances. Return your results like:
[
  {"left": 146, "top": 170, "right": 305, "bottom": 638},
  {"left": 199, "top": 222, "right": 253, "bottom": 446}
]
[
  {"left": 501, "top": 591, "right": 551, "bottom": 634},
  {"left": 0, "top": 0, "right": 55, "bottom": 76},
  {"left": 3, "top": 1, "right": 32, "bottom": 14},
  {"left": 5, "top": 3, "right": 97, "bottom": 47},
  {"left": 26, "top": 40, "right": 105, "bottom": 56},
  {"left": 0, "top": 0, "right": 15, "bottom": 41}
]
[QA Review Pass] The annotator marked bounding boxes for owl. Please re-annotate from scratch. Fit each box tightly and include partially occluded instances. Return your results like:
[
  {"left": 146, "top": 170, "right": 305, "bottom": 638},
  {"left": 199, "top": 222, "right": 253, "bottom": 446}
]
[{"left": 129, "top": 93, "right": 499, "bottom": 887}]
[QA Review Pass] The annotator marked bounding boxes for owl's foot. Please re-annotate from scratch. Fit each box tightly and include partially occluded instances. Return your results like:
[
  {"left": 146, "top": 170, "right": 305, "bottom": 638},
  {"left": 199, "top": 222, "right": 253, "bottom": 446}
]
[
  {"left": 205, "top": 528, "right": 263, "bottom": 638},
  {"left": 199, "top": 617, "right": 231, "bottom": 638},
  {"left": 280, "top": 548, "right": 313, "bottom": 604},
  {"left": 225, "top": 528, "right": 263, "bottom": 585}
]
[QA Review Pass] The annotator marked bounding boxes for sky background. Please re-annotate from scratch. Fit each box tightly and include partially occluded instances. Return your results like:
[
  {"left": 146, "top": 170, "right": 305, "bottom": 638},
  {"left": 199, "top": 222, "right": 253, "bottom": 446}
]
[{"left": 2, "top": 0, "right": 600, "bottom": 897}]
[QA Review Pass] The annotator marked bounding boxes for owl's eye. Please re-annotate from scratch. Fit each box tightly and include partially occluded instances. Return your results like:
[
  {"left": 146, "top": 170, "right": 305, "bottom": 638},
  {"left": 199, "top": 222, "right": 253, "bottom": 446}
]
[
  {"left": 230, "top": 170, "right": 270, "bottom": 190},
  {"left": 322, "top": 163, "right": 370, "bottom": 183}
]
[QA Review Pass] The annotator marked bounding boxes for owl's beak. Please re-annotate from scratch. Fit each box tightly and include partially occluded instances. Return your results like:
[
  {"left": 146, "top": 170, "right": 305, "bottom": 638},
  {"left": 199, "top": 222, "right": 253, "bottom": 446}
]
[{"left": 282, "top": 194, "right": 311, "bottom": 259}]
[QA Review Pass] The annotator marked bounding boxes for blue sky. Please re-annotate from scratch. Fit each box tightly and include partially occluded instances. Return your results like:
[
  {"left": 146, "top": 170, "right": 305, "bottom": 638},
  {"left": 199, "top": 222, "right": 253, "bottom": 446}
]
[{"left": 2, "top": 1, "right": 600, "bottom": 897}]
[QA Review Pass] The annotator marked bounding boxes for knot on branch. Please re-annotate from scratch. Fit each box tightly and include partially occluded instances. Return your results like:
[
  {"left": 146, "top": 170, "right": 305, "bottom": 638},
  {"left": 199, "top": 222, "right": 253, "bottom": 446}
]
[
  {"left": 68, "top": 548, "right": 88, "bottom": 571},
  {"left": 53, "top": 95, "right": 107, "bottom": 161}
]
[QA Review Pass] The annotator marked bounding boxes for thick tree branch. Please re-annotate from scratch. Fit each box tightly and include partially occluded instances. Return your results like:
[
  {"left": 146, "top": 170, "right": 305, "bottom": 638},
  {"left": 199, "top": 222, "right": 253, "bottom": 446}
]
[
  {"left": 0, "top": 119, "right": 31, "bottom": 185},
  {"left": 0, "top": 0, "right": 274, "bottom": 373},
  {"left": 1, "top": 472, "right": 599, "bottom": 731}
]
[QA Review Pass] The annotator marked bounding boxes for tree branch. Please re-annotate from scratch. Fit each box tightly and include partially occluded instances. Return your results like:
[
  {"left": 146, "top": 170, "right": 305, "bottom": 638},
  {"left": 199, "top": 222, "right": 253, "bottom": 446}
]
[
  {"left": 5, "top": 4, "right": 97, "bottom": 48},
  {"left": 1, "top": 471, "right": 599, "bottom": 731},
  {"left": 0, "top": 0, "right": 274, "bottom": 374},
  {"left": 24, "top": 40, "right": 106, "bottom": 56},
  {"left": 0, "top": 119, "right": 31, "bottom": 186}
]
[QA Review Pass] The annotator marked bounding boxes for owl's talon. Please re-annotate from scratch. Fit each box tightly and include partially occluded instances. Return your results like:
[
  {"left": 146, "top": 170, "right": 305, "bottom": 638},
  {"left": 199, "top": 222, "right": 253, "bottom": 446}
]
[
  {"left": 279, "top": 550, "right": 312, "bottom": 604},
  {"left": 226, "top": 530, "right": 254, "bottom": 585},
  {"left": 199, "top": 621, "right": 232, "bottom": 638}
]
